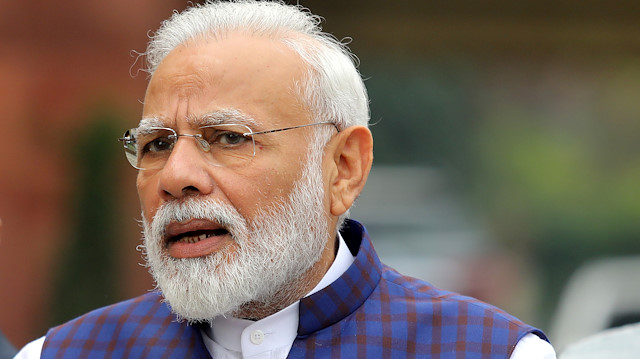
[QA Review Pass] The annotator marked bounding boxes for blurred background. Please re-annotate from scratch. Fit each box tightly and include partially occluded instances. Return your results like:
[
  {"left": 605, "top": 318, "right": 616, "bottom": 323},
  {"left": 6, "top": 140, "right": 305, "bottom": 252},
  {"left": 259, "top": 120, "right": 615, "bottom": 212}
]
[{"left": 1, "top": 0, "right": 640, "bottom": 354}]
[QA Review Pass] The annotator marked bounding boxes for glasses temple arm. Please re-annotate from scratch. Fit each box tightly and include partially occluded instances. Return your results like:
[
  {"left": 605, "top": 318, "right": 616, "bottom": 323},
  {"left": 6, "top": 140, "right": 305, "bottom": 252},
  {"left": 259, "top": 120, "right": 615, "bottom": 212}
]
[{"left": 244, "top": 121, "right": 339, "bottom": 136}]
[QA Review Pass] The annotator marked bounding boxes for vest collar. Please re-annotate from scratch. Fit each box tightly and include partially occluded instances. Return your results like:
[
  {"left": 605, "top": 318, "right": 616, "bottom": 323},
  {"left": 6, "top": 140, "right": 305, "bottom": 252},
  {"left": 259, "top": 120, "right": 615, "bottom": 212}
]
[{"left": 297, "top": 220, "right": 382, "bottom": 337}]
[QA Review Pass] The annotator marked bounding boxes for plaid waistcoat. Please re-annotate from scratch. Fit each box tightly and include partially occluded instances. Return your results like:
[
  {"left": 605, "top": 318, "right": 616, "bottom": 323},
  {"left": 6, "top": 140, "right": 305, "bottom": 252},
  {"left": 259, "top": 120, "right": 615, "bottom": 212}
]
[{"left": 42, "top": 220, "right": 547, "bottom": 358}]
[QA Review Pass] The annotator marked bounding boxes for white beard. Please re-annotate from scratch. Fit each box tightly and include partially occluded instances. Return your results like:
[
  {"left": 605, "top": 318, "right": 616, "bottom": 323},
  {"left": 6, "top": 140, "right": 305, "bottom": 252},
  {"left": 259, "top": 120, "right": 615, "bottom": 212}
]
[{"left": 141, "top": 148, "right": 329, "bottom": 323}]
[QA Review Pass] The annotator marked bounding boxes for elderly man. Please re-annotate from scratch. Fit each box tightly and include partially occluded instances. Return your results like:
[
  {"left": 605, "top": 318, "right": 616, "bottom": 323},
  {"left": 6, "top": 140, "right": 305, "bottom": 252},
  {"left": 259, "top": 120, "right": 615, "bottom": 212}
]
[{"left": 17, "top": 1, "right": 555, "bottom": 358}]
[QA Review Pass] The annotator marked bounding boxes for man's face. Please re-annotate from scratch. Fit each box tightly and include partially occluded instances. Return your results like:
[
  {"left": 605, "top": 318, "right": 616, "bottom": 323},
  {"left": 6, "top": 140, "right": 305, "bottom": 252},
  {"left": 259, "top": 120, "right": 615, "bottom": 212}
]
[
  {"left": 136, "top": 34, "right": 336, "bottom": 320},
  {"left": 138, "top": 33, "right": 328, "bottom": 257}
]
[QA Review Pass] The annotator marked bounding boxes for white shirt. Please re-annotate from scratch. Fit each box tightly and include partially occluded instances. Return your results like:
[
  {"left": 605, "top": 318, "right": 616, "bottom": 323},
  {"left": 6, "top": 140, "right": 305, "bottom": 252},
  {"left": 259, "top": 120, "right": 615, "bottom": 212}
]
[
  {"left": 201, "top": 232, "right": 355, "bottom": 359},
  {"left": 15, "top": 234, "right": 555, "bottom": 358}
]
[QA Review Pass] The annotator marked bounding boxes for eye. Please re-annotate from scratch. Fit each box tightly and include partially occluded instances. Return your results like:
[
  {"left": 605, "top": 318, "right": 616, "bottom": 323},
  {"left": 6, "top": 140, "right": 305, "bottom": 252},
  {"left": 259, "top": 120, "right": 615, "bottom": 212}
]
[
  {"left": 142, "top": 136, "right": 174, "bottom": 154},
  {"left": 217, "top": 131, "right": 248, "bottom": 145},
  {"left": 200, "top": 125, "right": 253, "bottom": 148}
]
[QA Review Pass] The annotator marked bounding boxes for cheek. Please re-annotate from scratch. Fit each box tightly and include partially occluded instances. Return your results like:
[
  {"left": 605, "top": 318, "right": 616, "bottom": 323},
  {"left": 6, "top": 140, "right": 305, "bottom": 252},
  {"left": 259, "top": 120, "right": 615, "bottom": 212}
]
[
  {"left": 136, "top": 174, "right": 159, "bottom": 221},
  {"left": 132, "top": 154, "right": 306, "bottom": 223},
  {"left": 222, "top": 173, "right": 278, "bottom": 215},
  {"left": 224, "top": 168, "right": 295, "bottom": 217}
]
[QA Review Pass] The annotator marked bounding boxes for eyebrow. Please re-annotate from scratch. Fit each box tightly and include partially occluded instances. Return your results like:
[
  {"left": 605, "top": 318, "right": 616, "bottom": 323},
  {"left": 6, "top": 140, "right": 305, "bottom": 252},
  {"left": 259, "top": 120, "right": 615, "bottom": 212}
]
[
  {"left": 194, "top": 109, "right": 263, "bottom": 129},
  {"left": 136, "top": 109, "right": 264, "bottom": 132},
  {"left": 136, "top": 117, "right": 166, "bottom": 135}
]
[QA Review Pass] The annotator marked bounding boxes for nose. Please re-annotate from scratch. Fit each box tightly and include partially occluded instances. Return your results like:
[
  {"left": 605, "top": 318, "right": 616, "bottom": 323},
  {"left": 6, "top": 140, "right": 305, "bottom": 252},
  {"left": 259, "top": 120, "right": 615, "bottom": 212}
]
[{"left": 157, "top": 137, "right": 216, "bottom": 200}]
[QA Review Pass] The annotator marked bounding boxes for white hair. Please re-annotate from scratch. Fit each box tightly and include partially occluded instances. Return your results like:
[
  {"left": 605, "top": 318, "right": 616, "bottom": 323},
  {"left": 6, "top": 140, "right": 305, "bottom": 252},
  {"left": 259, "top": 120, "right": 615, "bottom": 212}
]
[{"left": 144, "top": 0, "right": 370, "bottom": 130}]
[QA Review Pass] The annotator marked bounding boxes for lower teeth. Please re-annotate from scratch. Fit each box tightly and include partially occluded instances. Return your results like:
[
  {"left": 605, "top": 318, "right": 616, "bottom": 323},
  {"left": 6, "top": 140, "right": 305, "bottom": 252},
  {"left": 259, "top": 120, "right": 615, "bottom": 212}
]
[{"left": 179, "top": 234, "right": 210, "bottom": 243}]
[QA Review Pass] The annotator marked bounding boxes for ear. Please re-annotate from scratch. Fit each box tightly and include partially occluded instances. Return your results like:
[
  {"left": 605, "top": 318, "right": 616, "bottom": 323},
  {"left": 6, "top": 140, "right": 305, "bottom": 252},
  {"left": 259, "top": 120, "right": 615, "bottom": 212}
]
[{"left": 326, "top": 126, "right": 373, "bottom": 217}]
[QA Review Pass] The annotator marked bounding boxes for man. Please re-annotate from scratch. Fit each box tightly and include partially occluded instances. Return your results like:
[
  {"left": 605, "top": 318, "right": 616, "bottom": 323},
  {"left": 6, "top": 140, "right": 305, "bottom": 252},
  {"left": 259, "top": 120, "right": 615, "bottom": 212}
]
[{"left": 17, "top": 1, "right": 555, "bottom": 357}]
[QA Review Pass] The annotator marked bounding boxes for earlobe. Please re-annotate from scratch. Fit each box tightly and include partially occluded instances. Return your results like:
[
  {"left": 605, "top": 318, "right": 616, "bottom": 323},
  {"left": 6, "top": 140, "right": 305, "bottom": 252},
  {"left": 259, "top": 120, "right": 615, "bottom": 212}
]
[{"left": 328, "top": 126, "right": 373, "bottom": 217}]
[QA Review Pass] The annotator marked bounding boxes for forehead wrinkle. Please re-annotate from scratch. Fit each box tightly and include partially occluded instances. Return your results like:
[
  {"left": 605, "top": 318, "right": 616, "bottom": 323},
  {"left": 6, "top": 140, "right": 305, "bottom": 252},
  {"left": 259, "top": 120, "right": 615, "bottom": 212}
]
[{"left": 168, "top": 70, "right": 207, "bottom": 94}]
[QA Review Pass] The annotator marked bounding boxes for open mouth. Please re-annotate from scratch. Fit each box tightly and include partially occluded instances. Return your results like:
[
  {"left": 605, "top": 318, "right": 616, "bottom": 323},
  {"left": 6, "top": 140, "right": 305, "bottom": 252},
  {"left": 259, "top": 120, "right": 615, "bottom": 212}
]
[
  {"left": 163, "top": 219, "right": 233, "bottom": 258},
  {"left": 167, "top": 228, "right": 229, "bottom": 246}
]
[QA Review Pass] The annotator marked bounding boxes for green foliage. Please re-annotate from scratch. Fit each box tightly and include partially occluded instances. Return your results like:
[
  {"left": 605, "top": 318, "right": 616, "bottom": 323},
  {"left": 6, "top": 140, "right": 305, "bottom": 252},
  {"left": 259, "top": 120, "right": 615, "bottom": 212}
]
[
  {"left": 473, "top": 109, "right": 640, "bottom": 250},
  {"left": 363, "top": 59, "right": 475, "bottom": 171},
  {"left": 49, "top": 106, "right": 125, "bottom": 326}
]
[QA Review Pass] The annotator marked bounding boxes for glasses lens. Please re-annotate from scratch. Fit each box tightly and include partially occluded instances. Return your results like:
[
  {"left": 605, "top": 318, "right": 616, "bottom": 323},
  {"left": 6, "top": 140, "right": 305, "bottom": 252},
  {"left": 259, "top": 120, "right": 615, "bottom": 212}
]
[
  {"left": 200, "top": 124, "right": 256, "bottom": 168},
  {"left": 122, "top": 129, "right": 140, "bottom": 168},
  {"left": 121, "top": 125, "right": 257, "bottom": 170},
  {"left": 136, "top": 127, "right": 178, "bottom": 170}
]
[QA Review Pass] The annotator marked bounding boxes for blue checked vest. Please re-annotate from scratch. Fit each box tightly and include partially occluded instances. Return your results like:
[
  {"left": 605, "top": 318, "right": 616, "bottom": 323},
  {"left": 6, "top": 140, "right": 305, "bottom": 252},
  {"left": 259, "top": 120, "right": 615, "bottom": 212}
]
[{"left": 42, "top": 220, "right": 548, "bottom": 358}]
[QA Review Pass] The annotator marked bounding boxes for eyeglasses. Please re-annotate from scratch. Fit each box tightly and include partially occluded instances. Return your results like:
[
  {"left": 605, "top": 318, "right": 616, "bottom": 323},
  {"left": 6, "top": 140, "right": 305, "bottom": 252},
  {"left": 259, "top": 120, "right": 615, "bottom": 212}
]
[{"left": 118, "top": 121, "right": 338, "bottom": 170}]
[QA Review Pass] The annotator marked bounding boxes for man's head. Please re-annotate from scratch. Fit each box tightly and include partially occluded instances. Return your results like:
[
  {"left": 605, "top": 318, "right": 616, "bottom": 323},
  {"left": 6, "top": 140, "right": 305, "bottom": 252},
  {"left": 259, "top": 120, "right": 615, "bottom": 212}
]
[{"left": 133, "top": 0, "right": 373, "bottom": 322}]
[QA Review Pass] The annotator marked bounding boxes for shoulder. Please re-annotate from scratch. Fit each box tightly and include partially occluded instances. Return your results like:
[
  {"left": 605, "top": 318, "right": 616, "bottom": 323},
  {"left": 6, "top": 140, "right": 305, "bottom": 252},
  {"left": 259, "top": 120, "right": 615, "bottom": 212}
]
[
  {"left": 43, "top": 292, "right": 171, "bottom": 351},
  {"left": 48, "top": 292, "right": 166, "bottom": 334},
  {"left": 41, "top": 292, "right": 207, "bottom": 358},
  {"left": 12, "top": 295, "right": 164, "bottom": 359},
  {"left": 378, "top": 264, "right": 546, "bottom": 337}
]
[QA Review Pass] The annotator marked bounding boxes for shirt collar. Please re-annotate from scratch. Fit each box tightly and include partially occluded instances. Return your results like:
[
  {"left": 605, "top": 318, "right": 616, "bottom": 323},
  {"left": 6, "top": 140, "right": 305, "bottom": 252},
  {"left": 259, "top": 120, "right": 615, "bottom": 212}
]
[{"left": 203, "top": 232, "right": 355, "bottom": 356}]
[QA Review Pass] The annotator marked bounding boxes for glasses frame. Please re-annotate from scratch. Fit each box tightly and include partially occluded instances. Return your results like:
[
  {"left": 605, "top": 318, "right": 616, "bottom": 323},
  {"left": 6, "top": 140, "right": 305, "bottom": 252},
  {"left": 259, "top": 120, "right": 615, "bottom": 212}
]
[
  {"left": 245, "top": 121, "right": 339, "bottom": 136},
  {"left": 118, "top": 121, "right": 339, "bottom": 170}
]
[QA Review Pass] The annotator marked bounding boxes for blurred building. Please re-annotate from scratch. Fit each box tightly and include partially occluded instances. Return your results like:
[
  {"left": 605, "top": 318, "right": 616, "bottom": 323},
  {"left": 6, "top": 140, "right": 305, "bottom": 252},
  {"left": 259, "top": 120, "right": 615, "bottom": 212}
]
[{"left": 0, "top": 0, "right": 188, "bottom": 347}]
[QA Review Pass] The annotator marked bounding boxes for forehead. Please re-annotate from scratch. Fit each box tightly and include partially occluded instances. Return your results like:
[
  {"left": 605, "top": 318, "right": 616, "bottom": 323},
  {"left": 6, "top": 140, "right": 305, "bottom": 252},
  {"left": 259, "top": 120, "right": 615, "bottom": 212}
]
[{"left": 141, "top": 33, "right": 310, "bottom": 130}]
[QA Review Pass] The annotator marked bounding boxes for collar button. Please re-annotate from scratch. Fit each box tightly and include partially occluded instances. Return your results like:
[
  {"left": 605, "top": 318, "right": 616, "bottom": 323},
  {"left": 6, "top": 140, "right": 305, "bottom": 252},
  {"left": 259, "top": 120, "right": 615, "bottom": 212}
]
[{"left": 250, "top": 329, "right": 265, "bottom": 345}]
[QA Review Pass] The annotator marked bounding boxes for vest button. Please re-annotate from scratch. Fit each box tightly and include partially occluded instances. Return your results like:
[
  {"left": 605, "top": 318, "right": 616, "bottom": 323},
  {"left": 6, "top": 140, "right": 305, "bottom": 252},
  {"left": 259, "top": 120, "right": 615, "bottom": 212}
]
[{"left": 250, "top": 330, "right": 264, "bottom": 345}]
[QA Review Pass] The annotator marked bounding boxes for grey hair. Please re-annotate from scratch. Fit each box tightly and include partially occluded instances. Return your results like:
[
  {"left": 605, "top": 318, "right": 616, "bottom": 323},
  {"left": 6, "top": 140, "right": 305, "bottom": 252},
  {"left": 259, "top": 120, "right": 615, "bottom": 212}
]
[{"left": 144, "top": 0, "right": 370, "bottom": 130}]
